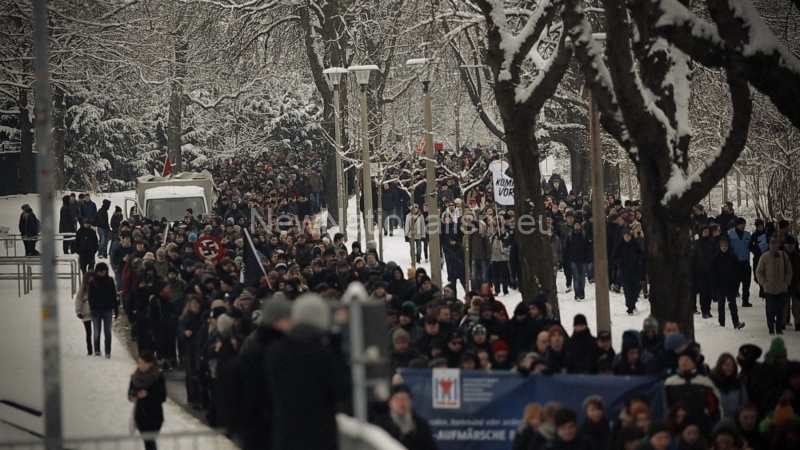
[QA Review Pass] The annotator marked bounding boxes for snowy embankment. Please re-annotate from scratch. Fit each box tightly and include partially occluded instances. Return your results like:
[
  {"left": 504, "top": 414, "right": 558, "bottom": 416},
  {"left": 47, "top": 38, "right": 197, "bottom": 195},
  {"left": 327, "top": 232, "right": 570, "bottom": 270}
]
[
  {"left": 328, "top": 194, "right": 800, "bottom": 363},
  {"left": 0, "top": 193, "right": 234, "bottom": 448}
]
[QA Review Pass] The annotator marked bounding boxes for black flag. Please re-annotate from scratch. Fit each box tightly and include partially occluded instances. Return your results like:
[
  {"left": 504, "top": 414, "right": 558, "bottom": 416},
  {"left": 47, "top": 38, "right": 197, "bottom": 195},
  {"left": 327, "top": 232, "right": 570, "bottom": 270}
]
[{"left": 242, "top": 228, "right": 267, "bottom": 287}]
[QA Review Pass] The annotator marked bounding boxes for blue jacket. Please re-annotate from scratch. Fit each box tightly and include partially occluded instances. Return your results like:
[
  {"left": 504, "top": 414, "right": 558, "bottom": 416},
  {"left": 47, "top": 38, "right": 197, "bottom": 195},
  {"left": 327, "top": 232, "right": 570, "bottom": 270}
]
[
  {"left": 728, "top": 229, "right": 752, "bottom": 262},
  {"left": 81, "top": 200, "right": 98, "bottom": 221}
]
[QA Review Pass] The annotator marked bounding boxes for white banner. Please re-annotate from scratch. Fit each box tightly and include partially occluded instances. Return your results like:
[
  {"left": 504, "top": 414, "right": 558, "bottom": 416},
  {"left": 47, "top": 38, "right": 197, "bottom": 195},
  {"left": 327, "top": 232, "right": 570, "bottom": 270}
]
[{"left": 492, "top": 169, "right": 514, "bottom": 205}]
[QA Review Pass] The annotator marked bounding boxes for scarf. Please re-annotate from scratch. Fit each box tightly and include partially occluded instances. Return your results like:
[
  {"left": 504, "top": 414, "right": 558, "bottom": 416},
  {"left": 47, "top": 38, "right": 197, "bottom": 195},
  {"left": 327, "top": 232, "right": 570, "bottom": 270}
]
[
  {"left": 130, "top": 364, "right": 161, "bottom": 389},
  {"left": 391, "top": 411, "right": 414, "bottom": 436}
]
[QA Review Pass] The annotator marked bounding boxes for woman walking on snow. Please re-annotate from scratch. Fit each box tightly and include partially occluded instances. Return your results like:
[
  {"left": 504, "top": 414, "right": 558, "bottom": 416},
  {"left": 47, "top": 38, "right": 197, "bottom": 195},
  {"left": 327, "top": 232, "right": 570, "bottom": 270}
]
[
  {"left": 128, "top": 349, "right": 166, "bottom": 450},
  {"left": 75, "top": 270, "right": 94, "bottom": 356}
]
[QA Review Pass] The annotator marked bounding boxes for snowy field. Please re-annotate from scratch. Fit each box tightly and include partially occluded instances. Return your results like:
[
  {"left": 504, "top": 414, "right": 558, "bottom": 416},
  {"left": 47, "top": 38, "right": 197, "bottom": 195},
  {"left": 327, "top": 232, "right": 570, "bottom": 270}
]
[
  {"left": 0, "top": 189, "right": 798, "bottom": 444},
  {"left": 0, "top": 192, "right": 234, "bottom": 448}
]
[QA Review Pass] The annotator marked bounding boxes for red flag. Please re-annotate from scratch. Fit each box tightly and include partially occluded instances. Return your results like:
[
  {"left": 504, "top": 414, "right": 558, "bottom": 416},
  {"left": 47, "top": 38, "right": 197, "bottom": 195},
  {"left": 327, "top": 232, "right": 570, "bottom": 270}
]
[
  {"left": 414, "top": 138, "right": 425, "bottom": 155},
  {"left": 162, "top": 156, "right": 173, "bottom": 177}
]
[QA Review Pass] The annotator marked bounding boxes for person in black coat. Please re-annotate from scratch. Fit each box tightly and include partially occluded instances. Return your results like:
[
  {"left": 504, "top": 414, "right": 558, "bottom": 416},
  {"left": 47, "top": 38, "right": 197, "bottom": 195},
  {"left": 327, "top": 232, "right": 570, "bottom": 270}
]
[
  {"left": 382, "top": 183, "right": 399, "bottom": 235},
  {"left": 265, "top": 295, "right": 352, "bottom": 450},
  {"left": 59, "top": 195, "right": 77, "bottom": 254},
  {"left": 373, "top": 384, "right": 438, "bottom": 450},
  {"left": 612, "top": 230, "right": 644, "bottom": 315},
  {"left": 564, "top": 222, "right": 592, "bottom": 301},
  {"left": 614, "top": 331, "right": 647, "bottom": 376},
  {"left": 76, "top": 219, "right": 99, "bottom": 273},
  {"left": 95, "top": 199, "right": 111, "bottom": 258},
  {"left": 710, "top": 238, "right": 745, "bottom": 329},
  {"left": 568, "top": 315, "right": 597, "bottom": 374},
  {"left": 693, "top": 226, "right": 716, "bottom": 318},
  {"left": 88, "top": 262, "right": 117, "bottom": 357},
  {"left": 22, "top": 207, "right": 40, "bottom": 256},
  {"left": 443, "top": 236, "right": 467, "bottom": 297},
  {"left": 128, "top": 349, "right": 167, "bottom": 450}
]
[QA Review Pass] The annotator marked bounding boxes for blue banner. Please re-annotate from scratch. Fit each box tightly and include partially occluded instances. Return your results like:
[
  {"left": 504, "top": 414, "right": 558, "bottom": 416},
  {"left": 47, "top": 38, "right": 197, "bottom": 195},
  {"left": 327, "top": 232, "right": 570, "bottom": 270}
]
[{"left": 398, "top": 369, "right": 666, "bottom": 450}]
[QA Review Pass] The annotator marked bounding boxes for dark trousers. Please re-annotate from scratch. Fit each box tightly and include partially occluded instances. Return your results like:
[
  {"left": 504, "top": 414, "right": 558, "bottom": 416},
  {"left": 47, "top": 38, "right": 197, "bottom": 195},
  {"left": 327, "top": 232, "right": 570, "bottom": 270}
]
[
  {"left": 23, "top": 239, "right": 38, "bottom": 256},
  {"left": 91, "top": 310, "right": 112, "bottom": 356},
  {"left": 695, "top": 271, "right": 712, "bottom": 314},
  {"left": 623, "top": 280, "right": 641, "bottom": 313},
  {"left": 62, "top": 239, "right": 76, "bottom": 255},
  {"left": 184, "top": 348, "right": 202, "bottom": 405},
  {"left": 737, "top": 261, "right": 752, "bottom": 302},
  {"left": 491, "top": 261, "right": 510, "bottom": 294},
  {"left": 571, "top": 262, "right": 588, "bottom": 298},
  {"left": 716, "top": 289, "right": 739, "bottom": 327},
  {"left": 79, "top": 254, "right": 95, "bottom": 273},
  {"left": 82, "top": 320, "right": 93, "bottom": 355},
  {"left": 765, "top": 293, "right": 786, "bottom": 332},
  {"left": 564, "top": 261, "right": 573, "bottom": 287}
]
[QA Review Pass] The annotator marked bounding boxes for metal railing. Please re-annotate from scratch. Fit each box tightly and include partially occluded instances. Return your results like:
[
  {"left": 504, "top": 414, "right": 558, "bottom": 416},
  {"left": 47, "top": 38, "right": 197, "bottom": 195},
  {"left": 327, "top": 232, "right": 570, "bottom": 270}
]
[
  {"left": 0, "top": 256, "right": 80, "bottom": 297},
  {"left": 0, "top": 233, "right": 76, "bottom": 258},
  {"left": 0, "top": 415, "right": 404, "bottom": 450}
]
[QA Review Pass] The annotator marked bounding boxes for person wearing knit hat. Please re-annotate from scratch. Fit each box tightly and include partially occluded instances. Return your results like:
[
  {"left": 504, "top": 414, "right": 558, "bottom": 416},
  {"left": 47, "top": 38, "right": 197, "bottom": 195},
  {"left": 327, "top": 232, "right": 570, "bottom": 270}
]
[
  {"left": 644, "top": 421, "right": 673, "bottom": 450},
  {"left": 372, "top": 383, "right": 438, "bottom": 450},
  {"left": 710, "top": 418, "right": 742, "bottom": 449},
  {"left": 262, "top": 293, "right": 351, "bottom": 450},
  {"left": 664, "top": 345, "right": 723, "bottom": 435},
  {"left": 188, "top": 233, "right": 198, "bottom": 243}
]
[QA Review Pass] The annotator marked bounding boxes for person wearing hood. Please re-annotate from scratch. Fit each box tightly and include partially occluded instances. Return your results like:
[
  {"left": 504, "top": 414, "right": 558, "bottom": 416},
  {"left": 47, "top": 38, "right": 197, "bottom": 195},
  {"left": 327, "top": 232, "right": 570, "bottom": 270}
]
[
  {"left": 95, "top": 199, "right": 112, "bottom": 259},
  {"left": 388, "top": 265, "right": 415, "bottom": 301},
  {"left": 88, "top": 262, "right": 117, "bottom": 358},
  {"left": 711, "top": 238, "right": 746, "bottom": 329},
  {"left": 76, "top": 218, "right": 99, "bottom": 273},
  {"left": 265, "top": 295, "right": 351, "bottom": 450},
  {"left": 372, "top": 384, "right": 437, "bottom": 450},
  {"left": 389, "top": 303, "right": 423, "bottom": 343},
  {"left": 504, "top": 302, "right": 538, "bottom": 362},
  {"left": 634, "top": 422, "right": 673, "bottom": 450},
  {"left": 128, "top": 349, "right": 167, "bottom": 450},
  {"left": 781, "top": 234, "right": 800, "bottom": 331},
  {"left": 390, "top": 328, "right": 422, "bottom": 373},
  {"left": 444, "top": 235, "right": 467, "bottom": 297},
  {"left": 148, "top": 281, "right": 177, "bottom": 369},
  {"left": 694, "top": 225, "right": 716, "bottom": 317},
  {"left": 568, "top": 314, "right": 597, "bottom": 374},
  {"left": 580, "top": 396, "right": 610, "bottom": 450},
  {"left": 546, "top": 325, "right": 570, "bottom": 374},
  {"left": 640, "top": 316, "right": 661, "bottom": 358},
  {"left": 710, "top": 353, "right": 749, "bottom": 420},
  {"left": 615, "top": 330, "right": 646, "bottom": 376},
  {"left": 59, "top": 195, "right": 77, "bottom": 254}
]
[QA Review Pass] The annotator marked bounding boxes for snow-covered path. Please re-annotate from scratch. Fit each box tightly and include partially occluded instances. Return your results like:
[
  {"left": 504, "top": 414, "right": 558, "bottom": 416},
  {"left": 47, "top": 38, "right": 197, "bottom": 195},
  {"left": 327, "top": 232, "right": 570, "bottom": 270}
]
[{"left": 0, "top": 193, "right": 233, "bottom": 448}]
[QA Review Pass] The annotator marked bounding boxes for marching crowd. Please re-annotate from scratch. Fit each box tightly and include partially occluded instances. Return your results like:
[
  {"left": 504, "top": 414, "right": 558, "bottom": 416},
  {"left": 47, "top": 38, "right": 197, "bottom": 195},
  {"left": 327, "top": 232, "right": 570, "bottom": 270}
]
[{"left": 50, "top": 147, "right": 800, "bottom": 450}]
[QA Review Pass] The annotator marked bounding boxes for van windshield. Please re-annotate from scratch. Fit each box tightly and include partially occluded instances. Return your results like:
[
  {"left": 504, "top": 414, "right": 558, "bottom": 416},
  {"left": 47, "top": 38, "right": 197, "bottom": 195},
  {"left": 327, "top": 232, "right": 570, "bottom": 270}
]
[{"left": 146, "top": 197, "right": 206, "bottom": 221}]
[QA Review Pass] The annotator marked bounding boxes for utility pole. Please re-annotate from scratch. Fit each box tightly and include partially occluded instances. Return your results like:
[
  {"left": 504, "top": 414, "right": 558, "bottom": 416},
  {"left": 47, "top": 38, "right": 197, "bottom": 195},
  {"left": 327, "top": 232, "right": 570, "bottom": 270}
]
[
  {"left": 590, "top": 94, "right": 611, "bottom": 335},
  {"left": 323, "top": 67, "right": 348, "bottom": 240},
  {"left": 408, "top": 58, "right": 442, "bottom": 287},
  {"left": 33, "top": 0, "right": 63, "bottom": 448},
  {"left": 347, "top": 65, "right": 378, "bottom": 247}
]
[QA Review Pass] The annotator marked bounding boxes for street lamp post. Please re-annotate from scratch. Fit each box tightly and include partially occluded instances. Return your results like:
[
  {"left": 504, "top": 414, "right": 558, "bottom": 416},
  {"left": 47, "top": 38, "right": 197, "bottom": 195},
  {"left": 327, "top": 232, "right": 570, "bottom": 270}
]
[
  {"left": 347, "top": 65, "right": 379, "bottom": 247},
  {"left": 323, "top": 67, "right": 348, "bottom": 240},
  {"left": 406, "top": 58, "right": 442, "bottom": 287}
]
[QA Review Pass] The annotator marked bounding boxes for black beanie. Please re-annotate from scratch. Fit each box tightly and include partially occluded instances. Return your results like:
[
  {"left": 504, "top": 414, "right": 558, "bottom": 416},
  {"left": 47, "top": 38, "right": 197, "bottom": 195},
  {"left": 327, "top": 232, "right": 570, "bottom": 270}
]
[
  {"left": 573, "top": 314, "right": 588, "bottom": 327},
  {"left": 554, "top": 408, "right": 578, "bottom": 427}
]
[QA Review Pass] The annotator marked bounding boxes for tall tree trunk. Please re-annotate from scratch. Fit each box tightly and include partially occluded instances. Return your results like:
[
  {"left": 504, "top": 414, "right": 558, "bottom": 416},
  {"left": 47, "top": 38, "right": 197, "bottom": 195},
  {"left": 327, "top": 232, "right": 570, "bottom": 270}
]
[
  {"left": 567, "top": 143, "right": 590, "bottom": 197},
  {"left": 18, "top": 87, "right": 33, "bottom": 195},
  {"left": 506, "top": 115, "right": 558, "bottom": 313},
  {"left": 168, "top": 37, "right": 188, "bottom": 173},
  {"left": 639, "top": 182, "right": 695, "bottom": 338},
  {"left": 53, "top": 87, "right": 66, "bottom": 191}
]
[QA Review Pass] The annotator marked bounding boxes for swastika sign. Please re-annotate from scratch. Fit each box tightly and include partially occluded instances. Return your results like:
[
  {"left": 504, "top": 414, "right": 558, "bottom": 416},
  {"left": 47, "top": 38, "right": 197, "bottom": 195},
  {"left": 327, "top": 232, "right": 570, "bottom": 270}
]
[{"left": 194, "top": 235, "right": 224, "bottom": 262}]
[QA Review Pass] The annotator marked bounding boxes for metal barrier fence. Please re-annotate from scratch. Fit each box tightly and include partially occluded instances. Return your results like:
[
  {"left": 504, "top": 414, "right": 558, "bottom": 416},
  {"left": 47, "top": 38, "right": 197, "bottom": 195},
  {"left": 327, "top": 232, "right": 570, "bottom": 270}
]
[
  {"left": 0, "top": 233, "right": 76, "bottom": 258},
  {"left": 0, "top": 256, "right": 80, "bottom": 297}
]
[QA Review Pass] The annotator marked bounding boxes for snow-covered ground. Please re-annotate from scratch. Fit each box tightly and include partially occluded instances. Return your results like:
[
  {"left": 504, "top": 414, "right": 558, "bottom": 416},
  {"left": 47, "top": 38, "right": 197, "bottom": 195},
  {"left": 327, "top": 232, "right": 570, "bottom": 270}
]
[
  {"left": 0, "top": 192, "right": 234, "bottom": 448},
  {"left": 1, "top": 189, "right": 797, "bottom": 444},
  {"left": 328, "top": 194, "right": 800, "bottom": 364}
]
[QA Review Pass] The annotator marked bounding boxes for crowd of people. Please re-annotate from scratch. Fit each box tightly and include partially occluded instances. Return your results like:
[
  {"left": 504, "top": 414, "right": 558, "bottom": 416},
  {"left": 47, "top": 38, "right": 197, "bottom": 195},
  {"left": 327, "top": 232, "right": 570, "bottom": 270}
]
[{"left": 51, "top": 147, "right": 800, "bottom": 450}]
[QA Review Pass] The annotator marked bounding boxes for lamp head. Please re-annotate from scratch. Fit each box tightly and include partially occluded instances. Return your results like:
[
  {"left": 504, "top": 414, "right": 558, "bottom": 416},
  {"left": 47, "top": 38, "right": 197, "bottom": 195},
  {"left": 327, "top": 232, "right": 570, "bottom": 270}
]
[{"left": 347, "top": 65, "right": 379, "bottom": 86}]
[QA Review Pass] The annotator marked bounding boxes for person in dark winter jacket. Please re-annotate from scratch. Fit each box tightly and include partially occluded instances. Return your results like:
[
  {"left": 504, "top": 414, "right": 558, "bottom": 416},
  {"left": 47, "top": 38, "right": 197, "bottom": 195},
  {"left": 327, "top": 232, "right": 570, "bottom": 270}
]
[
  {"left": 580, "top": 396, "right": 610, "bottom": 450},
  {"left": 265, "top": 295, "right": 351, "bottom": 450},
  {"left": 564, "top": 221, "right": 592, "bottom": 301},
  {"left": 612, "top": 230, "right": 644, "bottom": 315},
  {"left": 551, "top": 408, "right": 594, "bottom": 450},
  {"left": 148, "top": 281, "right": 177, "bottom": 367},
  {"left": 59, "top": 195, "right": 77, "bottom": 254},
  {"left": 693, "top": 226, "right": 716, "bottom": 318},
  {"left": 81, "top": 193, "right": 98, "bottom": 223},
  {"left": 373, "top": 384, "right": 438, "bottom": 450},
  {"left": 178, "top": 296, "right": 205, "bottom": 409},
  {"left": 664, "top": 348, "right": 723, "bottom": 436},
  {"left": 444, "top": 236, "right": 467, "bottom": 297},
  {"left": 128, "top": 349, "right": 167, "bottom": 450},
  {"left": 710, "top": 238, "right": 745, "bottom": 330},
  {"left": 569, "top": 314, "right": 597, "bottom": 374},
  {"left": 76, "top": 219, "right": 99, "bottom": 273},
  {"left": 88, "top": 262, "right": 117, "bottom": 358},
  {"left": 95, "top": 199, "right": 111, "bottom": 258},
  {"left": 614, "top": 330, "right": 647, "bottom": 376},
  {"left": 22, "top": 207, "right": 40, "bottom": 256}
]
